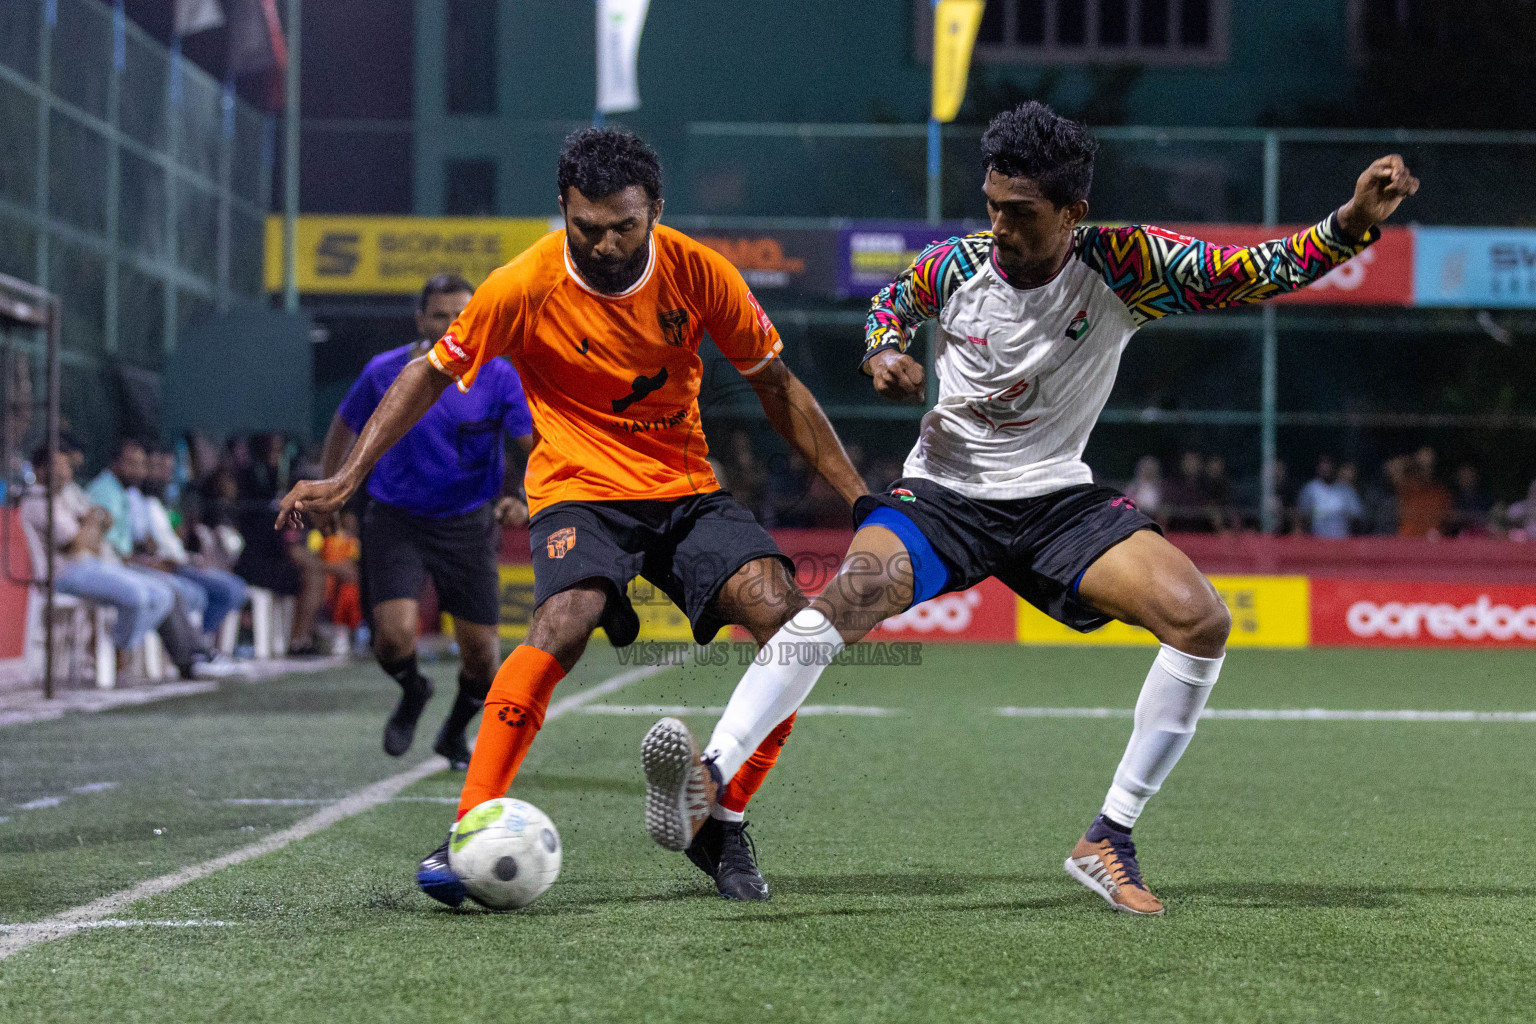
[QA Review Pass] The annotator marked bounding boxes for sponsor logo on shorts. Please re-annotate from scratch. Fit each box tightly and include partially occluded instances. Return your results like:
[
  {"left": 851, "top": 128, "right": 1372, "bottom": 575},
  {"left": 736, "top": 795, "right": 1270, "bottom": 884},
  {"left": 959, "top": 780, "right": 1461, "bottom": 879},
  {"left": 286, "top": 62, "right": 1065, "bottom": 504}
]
[
  {"left": 657, "top": 308, "right": 689, "bottom": 347},
  {"left": 891, "top": 488, "right": 916, "bottom": 502},
  {"left": 1110, "top": 495, "right": 1137, "bottom": 510},
  {"left": 1065, "top": 309, "right": 1090, "bottom": 340},
  {"left": 746, "top": 291, "right": 774, "bottom": 335},
  {"left": 546, "top": 527, "right": 576, "bottom": 559},
  {"left": 440, "top": 332, "right": 468, "bottom": 362}
]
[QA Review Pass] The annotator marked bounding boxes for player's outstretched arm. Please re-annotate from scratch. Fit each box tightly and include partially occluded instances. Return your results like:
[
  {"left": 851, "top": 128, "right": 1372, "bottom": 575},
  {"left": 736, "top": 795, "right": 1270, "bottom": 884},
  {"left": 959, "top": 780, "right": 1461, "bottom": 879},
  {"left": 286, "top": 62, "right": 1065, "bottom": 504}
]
[
  {"left": 1093, "top": 154, "right": 1419, "bottom": 323},
  {"left": 747, "top": 358, "right": 869, "bottom": 508},
  {"left": 275, "top": 356, "right": 453, "bottom": 529}
]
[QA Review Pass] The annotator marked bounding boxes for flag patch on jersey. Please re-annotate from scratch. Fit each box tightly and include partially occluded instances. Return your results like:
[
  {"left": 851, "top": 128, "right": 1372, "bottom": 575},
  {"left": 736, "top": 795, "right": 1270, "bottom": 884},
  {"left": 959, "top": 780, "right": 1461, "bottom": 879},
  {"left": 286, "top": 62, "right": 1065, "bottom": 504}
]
[
  {"left": 746, "top": 291, "right": 774, "bottom": 335},
  {"left": 1065, "top": 310, "right": 1090, "bottom": 340},
  {"left": 892, "top": 488, "right": 916, "bottom": 502}
]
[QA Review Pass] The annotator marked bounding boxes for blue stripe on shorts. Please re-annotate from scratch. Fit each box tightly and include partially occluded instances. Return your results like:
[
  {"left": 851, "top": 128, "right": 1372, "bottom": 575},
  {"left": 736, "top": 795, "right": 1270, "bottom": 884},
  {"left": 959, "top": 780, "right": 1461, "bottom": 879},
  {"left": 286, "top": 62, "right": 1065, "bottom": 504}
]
[{"left": 861, "top": 506, "right": 949, "bottom": 608}]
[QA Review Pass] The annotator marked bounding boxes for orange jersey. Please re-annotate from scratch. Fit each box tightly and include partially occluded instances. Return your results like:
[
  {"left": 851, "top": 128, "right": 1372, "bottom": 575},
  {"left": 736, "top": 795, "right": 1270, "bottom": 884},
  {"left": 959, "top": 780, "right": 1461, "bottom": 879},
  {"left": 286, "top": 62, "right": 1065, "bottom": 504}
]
[{"left": 429, "top": 224, "right": 782, "bottom": 515}]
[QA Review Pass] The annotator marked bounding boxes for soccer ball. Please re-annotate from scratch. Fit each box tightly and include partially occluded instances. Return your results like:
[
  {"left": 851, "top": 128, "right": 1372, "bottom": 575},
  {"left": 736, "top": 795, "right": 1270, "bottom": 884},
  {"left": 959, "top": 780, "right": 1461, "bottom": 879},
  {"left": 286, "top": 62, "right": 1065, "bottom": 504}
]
[{"left": 448, "top": 798, "right": 562, "bottom": 910}]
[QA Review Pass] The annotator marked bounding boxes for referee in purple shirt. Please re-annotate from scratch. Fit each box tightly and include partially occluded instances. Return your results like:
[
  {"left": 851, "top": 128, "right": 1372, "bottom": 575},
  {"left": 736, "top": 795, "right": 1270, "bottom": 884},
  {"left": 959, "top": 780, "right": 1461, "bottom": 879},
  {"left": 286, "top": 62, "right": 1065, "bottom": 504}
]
[{"left": 321, "top": 274, "right": 534, "bottom": 768}]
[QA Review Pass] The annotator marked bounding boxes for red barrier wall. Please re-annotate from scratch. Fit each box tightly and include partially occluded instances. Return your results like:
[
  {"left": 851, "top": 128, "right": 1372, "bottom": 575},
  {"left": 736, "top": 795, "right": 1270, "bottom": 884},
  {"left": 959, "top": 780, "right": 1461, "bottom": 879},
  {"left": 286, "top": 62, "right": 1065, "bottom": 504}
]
[
  {"left": 1167, "top": 534, "right": 1536, "bottom": 584},
  {"left": 0, "top": 509, "right": 32, "bottom": 660},
  {"left": 503, "top": 525, "right": 1536, "bottom": 584}
]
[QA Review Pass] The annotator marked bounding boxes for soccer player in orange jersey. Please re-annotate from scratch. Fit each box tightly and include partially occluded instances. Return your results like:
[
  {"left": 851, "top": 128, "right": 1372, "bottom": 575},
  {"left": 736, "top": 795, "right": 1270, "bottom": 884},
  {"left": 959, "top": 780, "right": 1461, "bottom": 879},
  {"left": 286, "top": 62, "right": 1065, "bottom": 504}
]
[{"left": 277, "top": 128, "right": 867, "bottom": 903}]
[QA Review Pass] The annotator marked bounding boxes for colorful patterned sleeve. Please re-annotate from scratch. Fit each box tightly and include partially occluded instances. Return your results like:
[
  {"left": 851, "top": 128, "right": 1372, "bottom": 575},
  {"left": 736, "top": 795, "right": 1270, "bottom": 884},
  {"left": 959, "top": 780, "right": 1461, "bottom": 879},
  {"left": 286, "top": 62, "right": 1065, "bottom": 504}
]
[
  {"left": 1079, "top": 212, "right": 1378, "bottom": 327},
  {"left": 863, "top": 233, "right": 993, "bottom": 365}
]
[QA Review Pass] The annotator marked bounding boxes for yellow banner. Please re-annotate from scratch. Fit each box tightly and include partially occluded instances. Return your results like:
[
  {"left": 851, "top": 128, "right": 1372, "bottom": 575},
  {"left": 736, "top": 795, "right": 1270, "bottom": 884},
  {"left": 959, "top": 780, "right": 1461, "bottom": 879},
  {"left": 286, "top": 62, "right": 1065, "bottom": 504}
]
[
  {"left": 495, "top": 565, "right": 693, "bottom": 643},
  {"left": 264, "top": 216, "right": 554, "bottom": 295},
  {"left": 1016, "top": 575, "right": 1312, "bottom": 649},
  {"left": 932, "top": 0, "right": 986, "bottom": 123}
]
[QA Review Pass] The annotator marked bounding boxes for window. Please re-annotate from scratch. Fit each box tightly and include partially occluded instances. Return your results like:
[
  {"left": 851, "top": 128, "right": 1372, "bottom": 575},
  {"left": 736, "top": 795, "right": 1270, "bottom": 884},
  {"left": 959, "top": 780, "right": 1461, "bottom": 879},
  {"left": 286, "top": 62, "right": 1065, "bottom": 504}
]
[
  {"left": 445, "top": 0, "right": 497, "bottom": 115},
  {"left": 955, "top": 0, "right": 1227, "bottom": 63},
  {"left": 444, "top": 159, "right": 497, "bottom": 216}
]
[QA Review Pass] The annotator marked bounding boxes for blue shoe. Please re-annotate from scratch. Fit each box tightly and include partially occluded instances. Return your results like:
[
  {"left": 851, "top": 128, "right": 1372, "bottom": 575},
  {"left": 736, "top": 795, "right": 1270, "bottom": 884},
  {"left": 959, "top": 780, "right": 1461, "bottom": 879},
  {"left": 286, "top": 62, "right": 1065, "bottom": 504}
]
[{"left": 416, "top": 838, "right": 468, "bottom": 908}]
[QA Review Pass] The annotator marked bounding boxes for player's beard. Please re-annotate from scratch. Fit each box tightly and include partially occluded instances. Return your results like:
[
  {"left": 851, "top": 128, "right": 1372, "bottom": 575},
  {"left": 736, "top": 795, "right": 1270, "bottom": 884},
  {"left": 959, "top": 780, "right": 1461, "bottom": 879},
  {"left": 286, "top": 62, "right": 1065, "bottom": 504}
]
[{"left": 571, "top": 235, "right": 652, "bottom": 294}]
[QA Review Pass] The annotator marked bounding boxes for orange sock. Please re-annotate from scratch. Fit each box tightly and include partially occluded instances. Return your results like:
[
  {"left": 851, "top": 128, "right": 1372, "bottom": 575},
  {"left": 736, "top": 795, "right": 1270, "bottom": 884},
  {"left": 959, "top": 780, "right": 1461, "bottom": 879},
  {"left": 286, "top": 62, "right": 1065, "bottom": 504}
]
[
  {"left": 718, "top": 712, "right": 797, "bottom": 814},
  {"left": 456, "top": 645, "right": 565, "bottom": 818}
]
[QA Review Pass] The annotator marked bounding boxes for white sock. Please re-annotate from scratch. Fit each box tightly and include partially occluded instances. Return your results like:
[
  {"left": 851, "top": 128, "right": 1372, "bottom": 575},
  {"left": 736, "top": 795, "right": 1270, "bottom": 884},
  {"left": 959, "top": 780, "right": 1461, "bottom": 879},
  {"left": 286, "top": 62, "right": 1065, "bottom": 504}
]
[
  {"left": 704, "top": 608, "right": 844, "bottom": 782},
  {"left": 710, "top": 804, "right": 745, "bottom": 823},
  {"left": 1101, "top": 644, "right": 1224, "bottom": 829}
]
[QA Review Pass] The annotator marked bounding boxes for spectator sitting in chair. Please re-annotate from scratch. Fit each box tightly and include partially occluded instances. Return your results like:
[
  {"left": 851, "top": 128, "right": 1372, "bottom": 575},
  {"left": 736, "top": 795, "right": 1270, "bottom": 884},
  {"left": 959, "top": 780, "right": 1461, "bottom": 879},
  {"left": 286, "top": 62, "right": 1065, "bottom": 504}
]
[
  {"left": 88, "top": 440, "right": 209, "bottom": 625},
  {"left": 232, "top": 432, "right": 331, "bottom": 656},
  {"left": 1507, "top": 477, "right": 1536, "bottom": 540},
  {"left": 143, "top": 446, "right": 249, "bottom": 646},
  {"left": 86, "top": 439, "right": 216, "bottom": 676},
  {"left": 1448, "top": 463, "right": 1493, "bottom": 537},
  {"left": 1297, "top": 455, "right": 1362, "bottom": 539},
  {"left": 1396, "top": 446, "right": 1453, "bottom": 539},
  {"left": 21, "top": 446, "right": 174, "bottom": 675}
]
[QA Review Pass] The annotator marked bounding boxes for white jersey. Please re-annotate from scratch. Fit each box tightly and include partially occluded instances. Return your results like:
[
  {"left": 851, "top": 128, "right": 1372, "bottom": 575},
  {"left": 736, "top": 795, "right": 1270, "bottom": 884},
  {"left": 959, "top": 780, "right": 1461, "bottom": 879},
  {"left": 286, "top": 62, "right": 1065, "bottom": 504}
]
[{"left": 863, "top": 214, "right": 1371, "bottom": 500}]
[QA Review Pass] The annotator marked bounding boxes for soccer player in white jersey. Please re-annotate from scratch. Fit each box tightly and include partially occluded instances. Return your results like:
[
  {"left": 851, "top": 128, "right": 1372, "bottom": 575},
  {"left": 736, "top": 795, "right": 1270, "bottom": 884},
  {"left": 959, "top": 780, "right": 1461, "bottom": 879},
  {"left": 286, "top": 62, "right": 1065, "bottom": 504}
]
[{"left": 641, "top": 102, "right": 1418, "bottom": 915}]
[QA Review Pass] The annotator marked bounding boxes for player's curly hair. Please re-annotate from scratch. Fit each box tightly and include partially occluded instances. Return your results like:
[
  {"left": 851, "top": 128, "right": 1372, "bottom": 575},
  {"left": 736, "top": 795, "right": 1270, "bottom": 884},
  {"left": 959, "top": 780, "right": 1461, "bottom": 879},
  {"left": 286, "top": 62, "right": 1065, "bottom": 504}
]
[
  {"left": 980, "top": 102, "right": 1098, "bottom": 208},
  {"left": 557, "top": 128, "right": 663, "bottom": 203}
]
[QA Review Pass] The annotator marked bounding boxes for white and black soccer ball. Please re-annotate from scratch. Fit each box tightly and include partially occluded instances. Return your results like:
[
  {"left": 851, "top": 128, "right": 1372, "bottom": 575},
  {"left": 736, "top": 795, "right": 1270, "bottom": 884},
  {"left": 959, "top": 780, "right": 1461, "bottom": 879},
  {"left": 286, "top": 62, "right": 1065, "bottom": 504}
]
[{"left": 448, "top": 798, "right": 562, "bottom": 910}]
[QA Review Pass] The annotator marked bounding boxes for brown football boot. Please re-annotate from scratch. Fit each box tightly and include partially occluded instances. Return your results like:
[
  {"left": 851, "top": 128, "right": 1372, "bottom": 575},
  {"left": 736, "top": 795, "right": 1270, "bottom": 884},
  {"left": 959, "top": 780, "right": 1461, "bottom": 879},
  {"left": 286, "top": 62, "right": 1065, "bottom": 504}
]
[{"left": 1064, "top": 815, "right": 1166, "bottom": 915}]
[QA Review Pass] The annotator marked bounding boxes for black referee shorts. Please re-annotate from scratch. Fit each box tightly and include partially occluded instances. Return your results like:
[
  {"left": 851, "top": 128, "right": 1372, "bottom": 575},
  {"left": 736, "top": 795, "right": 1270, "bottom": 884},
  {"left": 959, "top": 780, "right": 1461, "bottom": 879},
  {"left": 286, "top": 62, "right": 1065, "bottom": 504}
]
[
  {"left": 527, "top": 490, "right": 792, "bottom": 647},
  {"left": 359, "top": 498, "right": 501, "bottom": 627},
  {"left": 854, "top": 478, "right": 1160, "bottom": 632}
]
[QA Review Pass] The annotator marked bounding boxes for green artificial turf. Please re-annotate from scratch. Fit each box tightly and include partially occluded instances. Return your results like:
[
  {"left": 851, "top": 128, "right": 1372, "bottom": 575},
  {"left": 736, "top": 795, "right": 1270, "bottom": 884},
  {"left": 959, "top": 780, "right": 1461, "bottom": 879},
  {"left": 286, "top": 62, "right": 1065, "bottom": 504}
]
[{"left": 2, "top": 645, "right": 1534, "bottom": 1023}]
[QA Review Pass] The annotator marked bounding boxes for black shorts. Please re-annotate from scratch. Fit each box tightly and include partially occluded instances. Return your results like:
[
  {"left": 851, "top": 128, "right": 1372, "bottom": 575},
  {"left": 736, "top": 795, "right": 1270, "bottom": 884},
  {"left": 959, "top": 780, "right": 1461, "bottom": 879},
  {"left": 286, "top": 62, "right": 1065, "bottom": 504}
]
[
  {"left": 360, "top": 499, "right": 501, "bottom": 627},
  {"left": 854, "top": 478, "right": 1160, "bottom": 632},
  {"left": 528, "top": 491, "right": 791, "bottom": 647}
]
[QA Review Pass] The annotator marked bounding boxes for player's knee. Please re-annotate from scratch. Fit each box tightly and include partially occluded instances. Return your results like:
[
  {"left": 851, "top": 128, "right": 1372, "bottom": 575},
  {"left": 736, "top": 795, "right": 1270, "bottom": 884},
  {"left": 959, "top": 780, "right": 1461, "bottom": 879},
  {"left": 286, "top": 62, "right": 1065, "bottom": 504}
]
[
  {"left": 749, "top": 586, "right": 809, "bottom": 646},
  {"left": 372, "top": 628, "right": 415, "bottom": 665},
  {"left": 459, "top": 645, "right": 498, "bottom": 686},
  {"left": 1158, "top": 588, "right": 1230, "bottom": 656}
]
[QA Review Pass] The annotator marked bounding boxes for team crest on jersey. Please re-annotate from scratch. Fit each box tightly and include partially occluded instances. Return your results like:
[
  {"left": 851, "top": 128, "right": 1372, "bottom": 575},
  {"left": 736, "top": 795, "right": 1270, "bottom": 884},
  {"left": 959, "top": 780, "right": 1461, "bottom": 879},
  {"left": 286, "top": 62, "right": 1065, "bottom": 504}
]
[
  {"left": 546, "top": 527, "right": 576, "bottom": 559},
  {"left": 1065, "top": 310, "right": 1090, "bottom": 340},
  {"left": 657, "top": 309, "right": 689, "bottom": 347},
  {"left": 892, "top": 488, "right": 916, "bottom": 502}
]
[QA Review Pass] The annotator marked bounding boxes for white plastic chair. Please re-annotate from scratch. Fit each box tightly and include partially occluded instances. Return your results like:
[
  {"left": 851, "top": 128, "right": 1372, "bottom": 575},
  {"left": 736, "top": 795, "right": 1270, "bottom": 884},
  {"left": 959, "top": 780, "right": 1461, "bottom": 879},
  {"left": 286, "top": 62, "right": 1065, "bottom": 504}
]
[{"left": 20, "top": 517, "right": 116, "bottom": 689}]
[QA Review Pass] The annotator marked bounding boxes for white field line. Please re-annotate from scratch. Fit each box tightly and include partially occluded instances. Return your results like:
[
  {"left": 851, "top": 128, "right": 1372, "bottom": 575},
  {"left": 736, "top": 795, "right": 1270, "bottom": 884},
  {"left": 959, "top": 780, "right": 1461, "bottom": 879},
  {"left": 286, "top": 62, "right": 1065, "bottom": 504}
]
[
  {"left": 0, "top": 920, "right": 233, "bottom": 934},
  {"left": 0, "top": 656, "right": 349, "bottom": 730},
  {"left": 220, "top": 796, "right": 460, "bottom": 806},
  {"left": 578, "top": 703, "right": 897, "bottom": 717},
  {"left": 995, "top": 706, "right": 1536, "bottom": 722},
  {"left": 3, "top": 783, "right": 118, "bottom": 815},
  {"left": 0, "top": 662, "right": 669, "bottom": 960}
]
